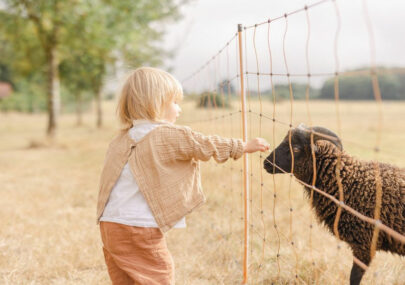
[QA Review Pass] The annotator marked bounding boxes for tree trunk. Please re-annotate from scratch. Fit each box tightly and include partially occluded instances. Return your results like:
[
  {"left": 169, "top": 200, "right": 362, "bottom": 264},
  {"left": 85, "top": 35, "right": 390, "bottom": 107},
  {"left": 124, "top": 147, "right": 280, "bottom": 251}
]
[
  {"left": 46, "top": 46, "right": 60, "bottom": 136},
  {"left": 95, "top": 85, "right": 102, "bottom": 128},
  {"left": 76, "top": 92, "right": 83, "bottom": 126}
]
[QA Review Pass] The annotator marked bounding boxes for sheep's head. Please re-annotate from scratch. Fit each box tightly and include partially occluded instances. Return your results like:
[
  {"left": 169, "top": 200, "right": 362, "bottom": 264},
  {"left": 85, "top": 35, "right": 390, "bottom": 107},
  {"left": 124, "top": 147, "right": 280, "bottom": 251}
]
[{"left": 263, "top": 124, "right": 343, "bottom": 182}]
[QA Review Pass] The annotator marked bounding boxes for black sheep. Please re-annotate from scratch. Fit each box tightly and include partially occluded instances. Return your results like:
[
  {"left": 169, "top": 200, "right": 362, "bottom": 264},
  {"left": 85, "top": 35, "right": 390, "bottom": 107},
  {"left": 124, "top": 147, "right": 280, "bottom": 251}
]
[{"left": 263, "top": 124, "right": 405, "bottom": 285}]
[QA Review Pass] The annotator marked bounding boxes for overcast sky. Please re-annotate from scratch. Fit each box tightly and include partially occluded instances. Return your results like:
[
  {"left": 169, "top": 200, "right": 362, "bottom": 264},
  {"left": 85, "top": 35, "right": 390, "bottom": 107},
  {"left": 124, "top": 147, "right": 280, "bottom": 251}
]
[{"left": 160, "top": 0, "right": 405, "bottom": 91}]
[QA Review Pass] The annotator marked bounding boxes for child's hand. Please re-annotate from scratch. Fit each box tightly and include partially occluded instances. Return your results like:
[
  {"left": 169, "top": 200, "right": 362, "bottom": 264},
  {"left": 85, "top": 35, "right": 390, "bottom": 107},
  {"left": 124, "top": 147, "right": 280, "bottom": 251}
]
[{"left": 243, "top": 138, "right": 270, "bottom": 153}]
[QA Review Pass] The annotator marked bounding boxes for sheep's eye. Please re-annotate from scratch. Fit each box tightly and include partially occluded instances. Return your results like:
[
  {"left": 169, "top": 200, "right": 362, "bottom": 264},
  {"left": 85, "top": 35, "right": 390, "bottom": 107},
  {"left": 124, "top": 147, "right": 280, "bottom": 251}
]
[{"left": 293, "top": 147, "right": 300, "bottom": 153}]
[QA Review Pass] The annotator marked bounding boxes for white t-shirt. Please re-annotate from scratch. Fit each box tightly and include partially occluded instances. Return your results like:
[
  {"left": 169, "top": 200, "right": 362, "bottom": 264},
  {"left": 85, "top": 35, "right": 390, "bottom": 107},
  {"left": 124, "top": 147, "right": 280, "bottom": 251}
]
[{"left": 100, "top": 120, "right": 186, "bottom": 228}]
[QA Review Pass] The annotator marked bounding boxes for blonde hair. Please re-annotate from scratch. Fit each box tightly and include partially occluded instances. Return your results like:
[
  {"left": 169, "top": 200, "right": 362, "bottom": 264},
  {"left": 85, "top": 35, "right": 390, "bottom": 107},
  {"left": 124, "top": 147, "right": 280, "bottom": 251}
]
[{"left": 116, "top": 67, "right": 183, "bottom": 130}]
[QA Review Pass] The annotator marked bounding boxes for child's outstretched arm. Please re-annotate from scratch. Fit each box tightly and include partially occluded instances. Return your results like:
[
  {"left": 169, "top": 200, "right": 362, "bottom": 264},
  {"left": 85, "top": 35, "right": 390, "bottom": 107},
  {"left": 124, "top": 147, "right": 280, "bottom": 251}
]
[{"left": 170, "top": 126, "right": 270, "bottom": 163}]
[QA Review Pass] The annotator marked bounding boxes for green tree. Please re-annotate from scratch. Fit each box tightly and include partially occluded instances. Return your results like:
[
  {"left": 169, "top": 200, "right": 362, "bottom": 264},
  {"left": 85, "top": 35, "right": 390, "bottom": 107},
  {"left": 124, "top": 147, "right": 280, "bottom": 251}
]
[
  {"left": 0, "top": 0, "right": 86, "bottom": 136},
  {"left": 319, "top": 69, "right": 405, "bottom": 100},
  {"left": 0, "top": 0, "right": 185, "bottom": 134},
  {"left": 0, "top": 63, "right": 12, "bottom": 84},
  {"left": 59, "top": 52, "right": 95, "bottom": 126},
  {"left": 197, "top": 91, "right": 230, "bottom": 108},
  {"left": 218, "top": 79, "right": 235, "bottom": 97},
  {"left": 86, "top": 0, "right": 183, "bottom": 128},
  {"left": 258, "top": 83, "right": 319, "bottom": 100},
  {"left": 0, "top": 8, "right": 46, "bottom": 112}
]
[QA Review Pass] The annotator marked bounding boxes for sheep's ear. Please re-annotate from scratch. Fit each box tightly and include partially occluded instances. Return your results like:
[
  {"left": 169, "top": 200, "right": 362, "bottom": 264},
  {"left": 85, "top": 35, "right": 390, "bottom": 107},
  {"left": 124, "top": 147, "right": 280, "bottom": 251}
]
[
  {"left": 311, "top": 126, "right": 343, "bottom": 151},
  {"left": 297, "top": 123, "right": 308, "bottom": 130}
]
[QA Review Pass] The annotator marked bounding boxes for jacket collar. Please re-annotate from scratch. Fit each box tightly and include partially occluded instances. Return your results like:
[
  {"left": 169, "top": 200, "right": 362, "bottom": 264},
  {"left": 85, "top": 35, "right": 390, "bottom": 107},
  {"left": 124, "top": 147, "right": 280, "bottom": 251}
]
[
  {"left": 125, "top": 119, "right": 171, "bottom": 148},
  {"left": 132, "top": 119, "right": 172, "bottom": 126}
]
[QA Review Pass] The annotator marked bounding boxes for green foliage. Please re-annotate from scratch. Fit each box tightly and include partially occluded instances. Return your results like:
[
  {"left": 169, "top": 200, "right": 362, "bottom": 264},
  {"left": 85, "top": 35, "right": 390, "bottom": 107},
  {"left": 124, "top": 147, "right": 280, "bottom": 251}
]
[
  {"left": 0, "top": 90, "right": 46, "bottom": 112},
  {"left": 270, "top": 83, "right": 319, "bottom": 100},
  {"left": 104, "top": 93, "right": 115, "bottom": 101},
  {"left": 60, "top": 88, "right": 92, "bottom": 113},
  {"left": 320, "top": 70, "right": 405, "bottom": 100},
  {"left": 218, "top": 80, "right": 235, "bottom": 96},
  {"left": 0, "top": 7, "right": 46, "bottom": 94},
  {"left": 0, "top": 63, "right": 12, "bottom": 84},
  {"left": 197, "top": 92, "right": 230, "bottom": 108},
  {"left": 0, "top": 72, "right": 46, "bottom": 113},
  {"left": 0, "top": 0, "right": 186, "bottom": 115},
  {"left": 245, "top": 83, "right": 319, "bottom": 101},
  {"left": 59, "top": 49, "right": 103, "bottom": 110}
]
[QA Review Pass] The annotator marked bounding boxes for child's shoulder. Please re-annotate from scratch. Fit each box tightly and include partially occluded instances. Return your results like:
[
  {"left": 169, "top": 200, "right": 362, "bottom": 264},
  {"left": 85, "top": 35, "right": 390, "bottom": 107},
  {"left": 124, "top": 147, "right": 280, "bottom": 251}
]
[
  {"left": 103, "top": 131, "right": 131, "bottom": 156},
  {"left": 108, "top": 124, "right": 193, "bottom": 148},
  {"left": 156, "top": 123, "right": 192, "bottom": 132},
  {"left": 150, "top": 124, "right": 193, "bottom": 140},
  {"left": 108, "top": 130, "right": 128, "bottom": 146}
]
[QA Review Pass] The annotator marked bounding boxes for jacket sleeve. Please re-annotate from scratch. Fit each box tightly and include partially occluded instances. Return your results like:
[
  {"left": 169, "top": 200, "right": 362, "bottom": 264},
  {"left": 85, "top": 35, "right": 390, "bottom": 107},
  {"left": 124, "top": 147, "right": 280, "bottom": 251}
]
[{"left": 174, "top": 126, "right": 245, "bottom": 162}]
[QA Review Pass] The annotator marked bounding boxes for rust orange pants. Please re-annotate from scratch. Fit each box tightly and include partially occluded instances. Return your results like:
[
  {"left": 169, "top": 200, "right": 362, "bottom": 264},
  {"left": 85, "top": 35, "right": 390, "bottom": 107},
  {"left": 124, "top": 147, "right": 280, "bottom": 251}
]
[{"left": 100, "top": 221, "right": 175, "bottom": 285}]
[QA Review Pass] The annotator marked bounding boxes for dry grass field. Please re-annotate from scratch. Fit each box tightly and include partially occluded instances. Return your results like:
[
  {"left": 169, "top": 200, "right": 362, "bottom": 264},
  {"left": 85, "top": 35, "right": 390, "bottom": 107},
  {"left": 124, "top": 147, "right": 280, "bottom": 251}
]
[{"left": 1, "top": 98, "right": 404, "bottom": 284}]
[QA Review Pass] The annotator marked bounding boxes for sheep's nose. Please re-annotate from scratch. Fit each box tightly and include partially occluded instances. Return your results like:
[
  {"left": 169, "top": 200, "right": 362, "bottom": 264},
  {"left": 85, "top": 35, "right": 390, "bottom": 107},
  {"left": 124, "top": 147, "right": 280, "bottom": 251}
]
[{"left": 263, "top": 156, "right": 272, "bottom": 171}]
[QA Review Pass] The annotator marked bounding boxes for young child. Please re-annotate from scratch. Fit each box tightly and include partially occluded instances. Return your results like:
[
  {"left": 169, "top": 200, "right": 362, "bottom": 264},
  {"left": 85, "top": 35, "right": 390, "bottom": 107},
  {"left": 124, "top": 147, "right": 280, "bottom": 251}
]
[{"left": 96, "top": 67, "right": 270, "bottom": 284}]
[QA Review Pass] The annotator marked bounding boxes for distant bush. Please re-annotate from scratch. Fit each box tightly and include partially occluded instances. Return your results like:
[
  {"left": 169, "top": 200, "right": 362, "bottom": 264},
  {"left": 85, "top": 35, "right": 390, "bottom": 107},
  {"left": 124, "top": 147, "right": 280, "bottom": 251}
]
[
  {"left": 0, "top": 91, "right": 46, "bottom": 113},
  {"left": 269, "top": 83, "right": 319, "bottom": 100},
  {"left": 197, "top": 91, "right": 230, "bottom": 108},
  {"left": 0, "top": 86, "right": 94, "bottom": 113},
  {"left": 104, "top": 92, "right": 115, "bottom": 100},
  {"left": 320, "top": 69, "right": 405, "bottom": 100},
  {"left": 244, "top": 83, "right": 319, "bottom": 101},
  {"left": 60, "top": 88, "right": 93, "bottom": 114}
]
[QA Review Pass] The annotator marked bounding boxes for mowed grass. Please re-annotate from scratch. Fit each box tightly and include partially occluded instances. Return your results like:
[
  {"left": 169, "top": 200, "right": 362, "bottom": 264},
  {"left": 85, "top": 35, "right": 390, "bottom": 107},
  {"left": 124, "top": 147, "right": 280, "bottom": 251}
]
[{"left": 0, "top": 98, "right": 404, "bottom": 284}]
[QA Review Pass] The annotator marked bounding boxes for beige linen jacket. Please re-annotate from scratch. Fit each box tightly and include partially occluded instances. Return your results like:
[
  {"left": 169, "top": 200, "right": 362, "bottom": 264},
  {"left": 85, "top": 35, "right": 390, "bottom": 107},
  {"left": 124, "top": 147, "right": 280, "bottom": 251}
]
[{"left": 96, "top": 122, "right": 244, "bottom": 232}]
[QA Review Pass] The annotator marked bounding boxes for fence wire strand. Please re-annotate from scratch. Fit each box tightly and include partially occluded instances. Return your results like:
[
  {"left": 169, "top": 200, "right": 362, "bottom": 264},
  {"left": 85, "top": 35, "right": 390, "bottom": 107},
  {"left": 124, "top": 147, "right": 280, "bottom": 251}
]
[{"left": 179, "top": 0, "right": 405, "bottom": 283}]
